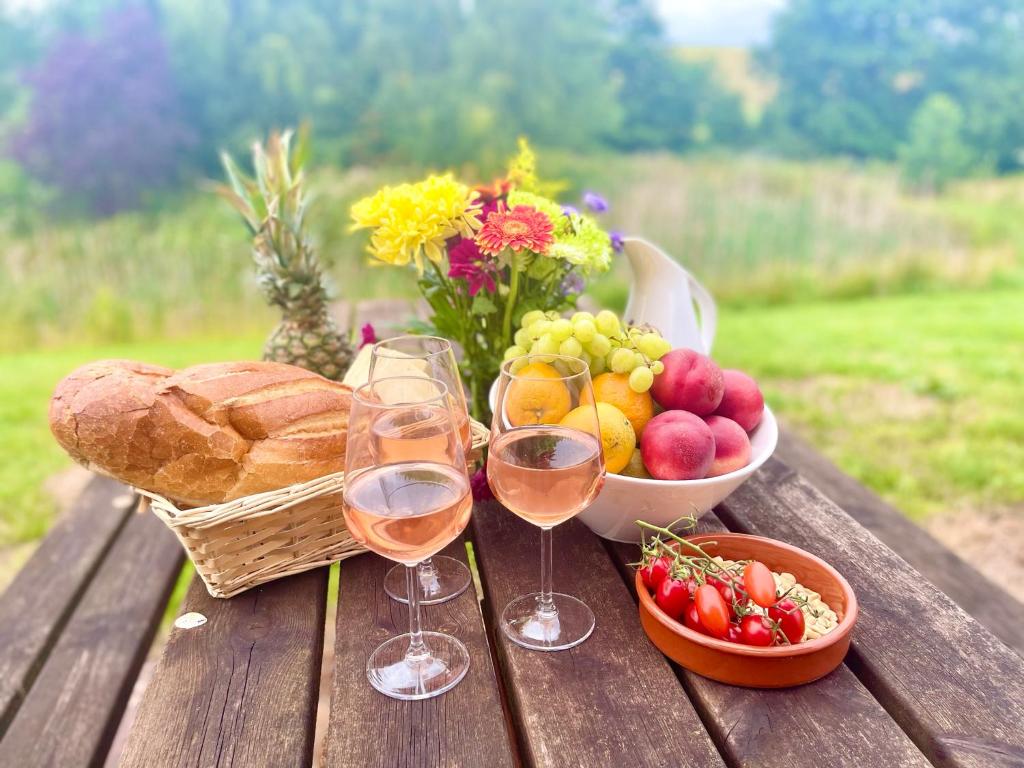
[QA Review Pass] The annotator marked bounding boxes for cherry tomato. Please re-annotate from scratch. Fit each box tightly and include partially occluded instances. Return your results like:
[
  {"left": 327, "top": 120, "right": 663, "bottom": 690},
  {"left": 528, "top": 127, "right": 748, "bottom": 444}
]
[
  {"left": 694, "top": 584, "right": 730, "bottom": 638},
  {"left": 768, "top": 598, "right": 806, "bottom": 644},
  {"left": 655, "top": 577, "right": 690, "bottom": 621},
  {"left": 639, "top": 556, "right": 671, "bottom": 592},
  {"left": 681, "top": 576, "right": 699, "bottom": 600},
  {"left": 716, "top": 583, "right": 736, "bottom": 613},
  {"left": 739, "top": 615, "right": 774, "bottom": 646},
  {"left": 725, "top": 623, "right": 743, "bottom": 643},
  {"left": 743, "top": 561, "right": 777, "bottom": 608},
  {"left": 683, "top": 601, "right": 706, "bottom": 634}
]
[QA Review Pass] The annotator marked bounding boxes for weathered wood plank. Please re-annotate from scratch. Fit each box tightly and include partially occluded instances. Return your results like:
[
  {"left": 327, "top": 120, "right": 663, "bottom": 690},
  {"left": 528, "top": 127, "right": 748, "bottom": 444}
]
[
  {"left": 715, "top": 458, "right": 1024, "bottom": 768},
  {"left": 604, "top": 513, "right": 930, "bottom": 768},
  {"left": 471, "top": 499, "right": 726, "bottom": 768},
  {"left": 325, "top": 538, "right": 517, "bottom": 768},
  {"left": 0, "top": 508, "right": 183, "bottom": 768},
  {"left": 0, "top": 475, "right": 134, "bottom": 735},
  {"left": 118, "top": 568, "right": 329, "bottom": 768},
  {"left": 777, "top": 429, "right": 1024, "bottom": 655}
]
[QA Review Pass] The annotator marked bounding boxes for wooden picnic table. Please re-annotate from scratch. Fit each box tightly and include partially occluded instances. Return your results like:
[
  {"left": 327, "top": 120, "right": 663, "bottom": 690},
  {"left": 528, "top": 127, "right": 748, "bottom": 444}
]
[{"left": 2, "top": 451, "right": 1023, "bottom": 768}]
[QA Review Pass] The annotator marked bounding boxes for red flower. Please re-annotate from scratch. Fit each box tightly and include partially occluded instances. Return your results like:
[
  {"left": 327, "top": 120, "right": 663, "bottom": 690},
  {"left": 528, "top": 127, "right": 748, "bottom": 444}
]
[
  {"left": 475, "top": 204, "right": 554, "bottom": 256},
  {"left": 470, "top": 465, "right": 494, "bottom": 502},
  {"left": 359, "top": 323, "right": 377, "bottom": 348},
  {"left": 447, "top": 237, "right": 499, "bottom": 296}
]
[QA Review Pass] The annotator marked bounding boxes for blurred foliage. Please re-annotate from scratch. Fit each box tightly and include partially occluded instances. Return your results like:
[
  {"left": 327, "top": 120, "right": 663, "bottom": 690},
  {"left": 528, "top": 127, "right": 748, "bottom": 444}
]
[
  {"left": 8, "top": 5, "right": 193, "bottom": 215},
  {"left": 899, "top": 94, "right": 976, "bottom": 192},
  {"left": 761, "top": 0, "right": 1024, "bottom": 175},
  {"left": 2, "top": 153, "right": 1021, "bottom": 353}
]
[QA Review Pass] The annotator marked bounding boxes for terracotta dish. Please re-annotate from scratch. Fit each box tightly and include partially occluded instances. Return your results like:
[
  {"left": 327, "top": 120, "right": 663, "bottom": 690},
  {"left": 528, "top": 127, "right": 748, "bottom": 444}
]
[{"left": 636, "top": 533, "right": 858, "bottom": 688}]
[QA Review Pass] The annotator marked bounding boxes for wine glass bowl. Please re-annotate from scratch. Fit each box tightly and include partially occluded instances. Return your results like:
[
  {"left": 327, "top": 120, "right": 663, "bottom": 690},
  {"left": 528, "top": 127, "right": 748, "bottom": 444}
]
[
  {"left": 487, "top": 355, "right": 606, "bottom": 651},
  {"left": 369, "top": 335, "right": 475, "bottom": 606},
  {"left": 343, "top": 376, "right": 472, "bottom": 700}
]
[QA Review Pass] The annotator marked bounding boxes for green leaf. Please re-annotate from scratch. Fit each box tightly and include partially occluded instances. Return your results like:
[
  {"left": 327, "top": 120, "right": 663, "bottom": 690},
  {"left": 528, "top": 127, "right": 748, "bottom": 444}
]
[{"left": 471, "top": 294, "right": 498, "bottom": 315}]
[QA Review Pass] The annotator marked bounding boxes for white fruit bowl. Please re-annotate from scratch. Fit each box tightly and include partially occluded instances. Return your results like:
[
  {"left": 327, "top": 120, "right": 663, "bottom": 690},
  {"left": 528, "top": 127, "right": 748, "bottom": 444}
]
[
  {"left": 487, "top": 380, "right": 777, "bottom": 542},
  {"left": 578, "top": 406, "right": 777, "bottom": 542}
]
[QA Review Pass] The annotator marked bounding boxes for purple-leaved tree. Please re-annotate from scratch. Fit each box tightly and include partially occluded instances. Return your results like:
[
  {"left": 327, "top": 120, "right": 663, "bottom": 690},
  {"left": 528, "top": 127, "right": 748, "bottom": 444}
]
[{"left": 10, "top": 5, "right": 192, "bottom": 215}]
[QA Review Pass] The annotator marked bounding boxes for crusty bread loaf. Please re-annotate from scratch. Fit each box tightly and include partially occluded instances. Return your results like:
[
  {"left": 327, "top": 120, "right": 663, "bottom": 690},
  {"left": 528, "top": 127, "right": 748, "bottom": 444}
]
[{"left": 49, "top": 359, "right": 352, "bottom": 505}]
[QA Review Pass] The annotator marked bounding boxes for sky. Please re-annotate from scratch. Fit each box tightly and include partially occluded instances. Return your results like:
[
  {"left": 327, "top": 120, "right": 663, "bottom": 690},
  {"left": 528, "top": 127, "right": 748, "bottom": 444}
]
[{"left": 656, "top": 0, "right": 788, "bottom": 46}]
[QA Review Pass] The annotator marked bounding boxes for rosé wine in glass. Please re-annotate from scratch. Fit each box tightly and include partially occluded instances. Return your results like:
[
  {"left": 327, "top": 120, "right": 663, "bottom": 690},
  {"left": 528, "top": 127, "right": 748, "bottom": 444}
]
[
  {"left": 487, "top": 354, "right": 606, "bottom": 652},
  {"left": 487, "top": 426, "right": 604, "bottom": 528},
  {"left": 369, "top": 335, "right": 475, "bottom": 606}
]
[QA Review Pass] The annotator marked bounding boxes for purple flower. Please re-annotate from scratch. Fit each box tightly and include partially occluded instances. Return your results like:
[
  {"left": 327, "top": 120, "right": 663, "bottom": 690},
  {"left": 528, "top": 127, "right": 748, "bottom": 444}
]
[
  {"left": 560, "top": 271, "right": 585, "bottom": 296},
  {"left": 583, "top": 191, "right": 609, "bottom": 213},
  {"left": 610, "top": 230, "right": 625, "bottom": 253},
  {"left": 448, "top": 238, "right": 499, "bottom": 296},
  {"left": 470, "top": 466, "right": 494, "bottom": 502},
  {"left": 359, "top": 323, "right": 377, "bottom": 348},
  {"left": 561, "top": 204, "right": 580, "bottom": 217}
]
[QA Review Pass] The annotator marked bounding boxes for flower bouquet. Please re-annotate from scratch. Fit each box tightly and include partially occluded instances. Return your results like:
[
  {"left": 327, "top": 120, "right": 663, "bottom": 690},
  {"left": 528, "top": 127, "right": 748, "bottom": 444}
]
[{"left": 351, "top": 140, "right": 618, "bottom": 419}]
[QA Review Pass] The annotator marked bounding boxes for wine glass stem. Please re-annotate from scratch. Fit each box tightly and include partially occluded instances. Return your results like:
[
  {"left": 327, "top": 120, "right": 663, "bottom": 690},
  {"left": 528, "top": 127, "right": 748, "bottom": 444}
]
[
  {"left": 405, "top": 564, "right": 430, "bottom": 661},
  {"left": 538, "top": 527, "right": 557, "bottom": 618},
  {"left": 419, "top": 557, "right": 436, "bottom": 586}
]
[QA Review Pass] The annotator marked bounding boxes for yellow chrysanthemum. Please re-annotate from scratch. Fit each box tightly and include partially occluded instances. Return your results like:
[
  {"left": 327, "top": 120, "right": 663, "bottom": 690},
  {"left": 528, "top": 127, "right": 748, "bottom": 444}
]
[{"left": 351, "top": 174, "right": 481, "bottom": 272}]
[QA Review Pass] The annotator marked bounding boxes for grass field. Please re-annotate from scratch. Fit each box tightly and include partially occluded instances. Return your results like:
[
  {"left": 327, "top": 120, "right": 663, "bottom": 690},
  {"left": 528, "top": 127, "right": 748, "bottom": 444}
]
[
  {"left": 4, "top": 154, "right": 1023, "bottom": 352},
  {"left": 3, "top": 286, "right": 1020, "bottom": 572}
]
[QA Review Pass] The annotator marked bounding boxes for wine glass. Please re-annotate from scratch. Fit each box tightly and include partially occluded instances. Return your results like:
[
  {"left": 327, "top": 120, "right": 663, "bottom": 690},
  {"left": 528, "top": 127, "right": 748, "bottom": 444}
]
[
  {"left": 343, "top": 376, "right": 473, "bottom": 699},
  {"left": 487, "top": 354, "right": 606, "bottom": 651},
  {"left": 369, "top": 335, "right": 474, "bottom": 606}
]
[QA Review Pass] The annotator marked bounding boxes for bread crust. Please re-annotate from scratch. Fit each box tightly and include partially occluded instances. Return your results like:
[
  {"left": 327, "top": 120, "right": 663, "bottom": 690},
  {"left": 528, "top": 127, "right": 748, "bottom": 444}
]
[{"left": 49, "top": 359, "right": 351, "bottom": 505}]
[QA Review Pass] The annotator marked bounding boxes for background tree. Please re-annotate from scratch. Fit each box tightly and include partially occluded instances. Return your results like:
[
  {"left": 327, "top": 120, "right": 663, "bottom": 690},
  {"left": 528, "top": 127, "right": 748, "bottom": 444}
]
[
  {"left": 761, "top": 0, "right": 1024, "bottom": 171},
  {"left": 899, "top": 94, "right": 975, "bottom": 192},
  {"left": 10, "top": 4, "right": 192, "bottom": 214}
]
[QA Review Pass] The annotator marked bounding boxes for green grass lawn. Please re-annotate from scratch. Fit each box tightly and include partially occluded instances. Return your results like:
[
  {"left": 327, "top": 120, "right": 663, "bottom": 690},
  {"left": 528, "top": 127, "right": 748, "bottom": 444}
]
[
  {"left": 715, "top": 286, "right": 1024, "bottom": 519},
  {"left": 0, "top": 332, "right": 265, "bottom": 547},
  {"left": 2, "top": 286, "right": 1021, "bottom": 580}
]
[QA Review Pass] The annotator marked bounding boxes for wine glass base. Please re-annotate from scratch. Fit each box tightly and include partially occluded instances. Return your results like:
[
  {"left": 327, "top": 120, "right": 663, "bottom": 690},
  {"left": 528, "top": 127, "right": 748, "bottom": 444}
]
[
  {"left": 501, "top": 593, "right": 595, "bottom": 651},
  {"left": 384, "top": 556, "right": 473, "bottom": 605},
  {"left": 366, "top": 632, "right": 470, "bottom": 700}
]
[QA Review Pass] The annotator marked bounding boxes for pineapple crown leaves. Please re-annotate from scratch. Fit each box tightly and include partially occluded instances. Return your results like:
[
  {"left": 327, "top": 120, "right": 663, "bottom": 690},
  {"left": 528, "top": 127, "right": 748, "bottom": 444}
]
[{"left": 214, "top": 124, "right": 330, "bottom": 311}]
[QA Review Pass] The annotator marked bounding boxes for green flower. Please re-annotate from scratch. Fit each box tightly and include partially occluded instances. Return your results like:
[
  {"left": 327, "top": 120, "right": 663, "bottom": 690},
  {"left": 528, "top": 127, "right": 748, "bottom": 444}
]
[
  {"left": 507, "top": 190, "right": 566, "bottom": 233},
  {"left": 547, "top": 216, "right": 611, "bottom": 273}
]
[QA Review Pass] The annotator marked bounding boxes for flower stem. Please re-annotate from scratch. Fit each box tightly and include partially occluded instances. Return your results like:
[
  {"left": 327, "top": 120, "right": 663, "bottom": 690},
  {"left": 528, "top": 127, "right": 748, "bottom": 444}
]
[{"left": 502, "top": 256, "right": 520, "bottom": 348}]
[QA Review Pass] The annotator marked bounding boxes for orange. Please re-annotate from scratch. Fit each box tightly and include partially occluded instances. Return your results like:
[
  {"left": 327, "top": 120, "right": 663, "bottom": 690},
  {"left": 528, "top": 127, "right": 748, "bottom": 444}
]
[
  {"left": 581, "top": 372, "right": 654, "bottom": 438},
  {"left": 560, "top": 402, "right": 636, "bottom": 474},
  {"left": 505, "top": 362, "right": 572, "bottom": 426}
]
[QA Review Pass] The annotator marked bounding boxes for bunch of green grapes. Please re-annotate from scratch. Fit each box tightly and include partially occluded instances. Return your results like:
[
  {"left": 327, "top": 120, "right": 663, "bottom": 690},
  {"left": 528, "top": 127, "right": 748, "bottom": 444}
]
[{"left": 503, "top": 309, "right": 672, "bottom": 393}]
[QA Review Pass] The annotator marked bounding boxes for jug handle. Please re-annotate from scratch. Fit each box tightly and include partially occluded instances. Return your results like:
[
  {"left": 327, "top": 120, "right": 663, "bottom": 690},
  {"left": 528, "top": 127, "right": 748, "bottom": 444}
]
[{"left": 682, "top": 265, "right": 717, "bottom": 354}]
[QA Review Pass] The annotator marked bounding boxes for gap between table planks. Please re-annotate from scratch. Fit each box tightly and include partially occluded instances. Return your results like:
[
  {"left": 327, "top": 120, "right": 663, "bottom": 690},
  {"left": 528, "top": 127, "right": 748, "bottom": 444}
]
[
  {"left": 776, "top": 429, "right": 1024, "bottom": 656},
  {"left": 0, "top": 476, "right": 135, "bottom": 736},
  {"left": 471, "top": 499, "right": 727, "bottom": 768},
  {"left": 326, "top": 536, "right": 517, "bottom": 768},
  {"left": 0, "top": 507, "right": 182, "bottom": 768},
  {"left": 715, "top": 458, "right": 1024, "bottom": 768},
  {"left": 117, "top": 567, "right": 329, "bottom": 768},
  {"left": 604, "top": 512, "right": 931, "bottom": 768}
]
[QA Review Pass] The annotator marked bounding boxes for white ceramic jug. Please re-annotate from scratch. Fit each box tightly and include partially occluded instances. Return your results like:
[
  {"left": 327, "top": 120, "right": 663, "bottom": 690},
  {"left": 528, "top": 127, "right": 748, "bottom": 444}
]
[{"left": 622, "top": 237, "right": 716, "bottom": 354}]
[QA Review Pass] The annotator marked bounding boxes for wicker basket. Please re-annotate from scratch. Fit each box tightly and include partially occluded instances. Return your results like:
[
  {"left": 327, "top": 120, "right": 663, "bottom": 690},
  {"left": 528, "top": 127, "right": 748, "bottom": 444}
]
[{"left": 143, "top": 419, "right": 490, "bottom": 599}]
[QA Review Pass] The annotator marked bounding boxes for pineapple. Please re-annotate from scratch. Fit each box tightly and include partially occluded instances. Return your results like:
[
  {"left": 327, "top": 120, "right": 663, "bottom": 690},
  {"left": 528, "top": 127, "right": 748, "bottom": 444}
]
[{"left": 216, "top": 126, "right": 353, "bottom": 380}]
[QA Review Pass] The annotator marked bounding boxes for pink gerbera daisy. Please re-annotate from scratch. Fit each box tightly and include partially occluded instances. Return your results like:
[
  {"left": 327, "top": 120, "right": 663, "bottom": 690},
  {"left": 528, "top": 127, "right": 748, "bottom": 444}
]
[{"left": 475, "top": 204, "right": 554, "bottom": 256}]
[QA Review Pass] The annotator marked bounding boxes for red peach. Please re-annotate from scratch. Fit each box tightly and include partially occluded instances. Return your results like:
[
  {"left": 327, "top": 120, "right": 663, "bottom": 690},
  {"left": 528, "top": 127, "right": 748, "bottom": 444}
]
[
  {"left": 704, "top": 415, "right": 752, "bottom": 477},
  {"left": 650, "top": 349, "right": 724, "bottom": 415},
  {"left": 715, "top": 369, "right": 764, "bottom": 432},
  {"left": 640, "top": 410, "right": 715, "bottom": 481}
]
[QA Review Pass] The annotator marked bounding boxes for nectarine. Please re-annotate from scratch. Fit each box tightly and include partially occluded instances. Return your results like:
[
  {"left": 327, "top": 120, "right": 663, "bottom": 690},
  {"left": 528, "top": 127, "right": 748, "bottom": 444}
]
[
  {"left": 704, "top": 415, "right": 751, "bottom": 477},
  {"left": 650, "top": 349, "right": 724, "bottom": 416},
  {"left": 715, "top": 369, "right": 764, "bottom": 432},
  {"left": 640, "top": 410, "right": 715, "bottom": 480}
]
